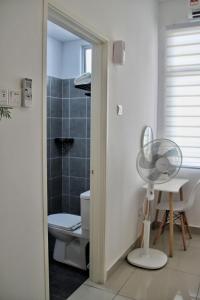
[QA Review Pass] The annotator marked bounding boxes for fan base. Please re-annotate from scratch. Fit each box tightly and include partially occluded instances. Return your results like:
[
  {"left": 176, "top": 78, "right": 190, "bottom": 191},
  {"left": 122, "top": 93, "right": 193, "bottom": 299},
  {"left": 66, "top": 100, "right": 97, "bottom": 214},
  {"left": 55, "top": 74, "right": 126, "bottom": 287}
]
[{"left": 127, "top": 248, "right": 168, "bottom": 270}]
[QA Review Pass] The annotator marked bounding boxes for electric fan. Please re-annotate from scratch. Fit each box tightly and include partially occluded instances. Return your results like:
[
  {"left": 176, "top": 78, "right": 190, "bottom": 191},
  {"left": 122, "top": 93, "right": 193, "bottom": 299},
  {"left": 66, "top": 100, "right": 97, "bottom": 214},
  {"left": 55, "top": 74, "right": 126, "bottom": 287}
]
[{"left": 127, "top": 138, "right": 182, "bottom": 269}]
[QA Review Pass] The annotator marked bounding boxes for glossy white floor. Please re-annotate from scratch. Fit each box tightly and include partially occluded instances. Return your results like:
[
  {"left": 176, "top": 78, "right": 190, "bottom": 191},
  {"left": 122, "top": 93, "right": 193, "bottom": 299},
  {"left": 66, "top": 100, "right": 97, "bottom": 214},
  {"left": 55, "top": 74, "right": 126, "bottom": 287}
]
[{"left": 68, "top": 228, "right": 200, "bottom": 300}]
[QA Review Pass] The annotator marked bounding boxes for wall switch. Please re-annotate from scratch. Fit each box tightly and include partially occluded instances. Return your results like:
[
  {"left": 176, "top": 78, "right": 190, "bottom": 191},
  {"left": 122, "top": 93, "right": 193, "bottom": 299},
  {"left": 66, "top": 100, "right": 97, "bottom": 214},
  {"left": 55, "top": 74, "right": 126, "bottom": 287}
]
[
  {"left": 0, "top": 88, "right": 9, "bottom": 106},
  {"left": 9, "top": 90, "right": 21, "bottom": 107},
  {"left": 117, "top": 104, "right": 123, "bottom": 116}
]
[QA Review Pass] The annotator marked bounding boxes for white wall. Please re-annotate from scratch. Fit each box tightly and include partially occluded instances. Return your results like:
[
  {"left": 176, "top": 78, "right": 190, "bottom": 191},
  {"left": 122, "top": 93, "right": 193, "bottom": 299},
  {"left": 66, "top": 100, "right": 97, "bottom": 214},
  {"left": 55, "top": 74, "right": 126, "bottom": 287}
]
[
  {"left": 47, "top": 36, "right": 63, "bottom": 78},
  {"left": 50, "top": 0, "right": 158, "bottom": 270},
  {"left": 0, "top": 1, "right": 46, "bottom": 300},
  {"left": 158, "top": 0, "right": 200, "bottom": 228},
  {"left": 47, "top": 35, "right": 89, "bottom": 78}
]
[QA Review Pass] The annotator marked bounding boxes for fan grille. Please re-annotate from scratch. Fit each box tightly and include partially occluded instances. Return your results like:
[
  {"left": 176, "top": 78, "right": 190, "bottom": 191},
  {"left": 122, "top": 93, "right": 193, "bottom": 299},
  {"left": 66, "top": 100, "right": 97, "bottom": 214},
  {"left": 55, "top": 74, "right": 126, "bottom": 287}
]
[{"left": 137, "top": 139, "right": 182, "bottom": 184}]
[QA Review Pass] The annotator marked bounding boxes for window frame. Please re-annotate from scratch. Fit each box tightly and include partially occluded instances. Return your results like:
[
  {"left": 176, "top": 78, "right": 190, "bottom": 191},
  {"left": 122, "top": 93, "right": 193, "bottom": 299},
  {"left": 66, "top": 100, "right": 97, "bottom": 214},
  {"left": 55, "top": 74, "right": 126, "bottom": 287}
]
[
  {"left": 159, "top": 22, "right": 200, "bottom": 170},
  {"left": 82, "top": 45, "right": 92, "bottom": 74}
]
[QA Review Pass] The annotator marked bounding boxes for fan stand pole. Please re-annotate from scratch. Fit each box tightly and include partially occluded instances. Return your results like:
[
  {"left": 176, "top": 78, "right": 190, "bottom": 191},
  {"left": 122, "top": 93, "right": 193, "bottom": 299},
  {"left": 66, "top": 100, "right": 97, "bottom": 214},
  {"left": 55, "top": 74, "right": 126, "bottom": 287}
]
[{"left": 127, "top": 184, "right": 168, "bottom": 270}]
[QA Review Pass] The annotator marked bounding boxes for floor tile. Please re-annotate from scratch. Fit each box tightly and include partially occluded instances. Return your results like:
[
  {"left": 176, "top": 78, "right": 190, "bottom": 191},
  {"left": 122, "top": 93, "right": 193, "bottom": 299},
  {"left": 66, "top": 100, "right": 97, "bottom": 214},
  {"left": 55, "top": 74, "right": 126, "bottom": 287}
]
[
  {"left": 197, "top": 286, "right": 200, "bottom": 300},
  {"left": 150, "top": 228, "right": 200, "bottom": 276},
  {"left": 49, "top": 259, "right": 88, "bottom": 299},
  {"left": 114, "top": 295, "right": 135, "bottom": 300},
  {"left": 67, "top": 285, "right": 115, "bottom": 300},
  {"left": 167, "top": 247, "right": 200, "bottom": 276},
  {"left": 119, "top": 267, "right": 199, "bottom": 300},
  {"left": 85, "top": 261, "right": 135, "bottom": 293},
  {"left": 188, "top": 233, "right": 200, "bottom": 249}
]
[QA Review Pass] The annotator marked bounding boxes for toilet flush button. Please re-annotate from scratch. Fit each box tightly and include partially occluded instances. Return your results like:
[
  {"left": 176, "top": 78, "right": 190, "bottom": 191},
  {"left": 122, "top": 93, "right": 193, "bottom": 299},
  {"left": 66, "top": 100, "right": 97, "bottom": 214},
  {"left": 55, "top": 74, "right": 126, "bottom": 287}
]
[{"left": 117, "top": 104, "right": 123, "bottom": 116}]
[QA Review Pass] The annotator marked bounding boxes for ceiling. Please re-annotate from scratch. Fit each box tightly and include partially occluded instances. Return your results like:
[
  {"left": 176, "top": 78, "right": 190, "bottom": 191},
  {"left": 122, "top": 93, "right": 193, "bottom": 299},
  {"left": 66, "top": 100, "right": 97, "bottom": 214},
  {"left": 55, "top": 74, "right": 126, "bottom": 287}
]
[{"left": 48, "top": 21, "right": 80, "bottom": 42}]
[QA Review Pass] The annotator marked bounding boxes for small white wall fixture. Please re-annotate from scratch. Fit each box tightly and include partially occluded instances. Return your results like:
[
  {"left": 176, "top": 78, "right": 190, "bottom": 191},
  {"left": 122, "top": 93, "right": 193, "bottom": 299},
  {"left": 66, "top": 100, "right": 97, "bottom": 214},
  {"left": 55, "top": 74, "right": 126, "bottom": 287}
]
[{"left": 113, "top": 40, "right": 125, "bottom": 65}]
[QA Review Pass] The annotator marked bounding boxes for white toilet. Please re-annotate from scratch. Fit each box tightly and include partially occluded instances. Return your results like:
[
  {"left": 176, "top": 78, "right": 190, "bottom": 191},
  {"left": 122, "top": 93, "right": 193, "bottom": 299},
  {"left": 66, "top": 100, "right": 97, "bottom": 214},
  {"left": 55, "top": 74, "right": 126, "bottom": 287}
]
[{"left": 48, "top": 190, "right": 90, "bottom": 270}]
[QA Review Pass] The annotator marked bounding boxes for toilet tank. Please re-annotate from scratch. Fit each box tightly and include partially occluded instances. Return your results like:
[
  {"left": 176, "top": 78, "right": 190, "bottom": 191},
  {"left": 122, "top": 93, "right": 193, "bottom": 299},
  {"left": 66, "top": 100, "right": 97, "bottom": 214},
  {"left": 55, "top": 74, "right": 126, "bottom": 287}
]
[{"left": 80, "top": 190, "right": 90, "bottom": 231}]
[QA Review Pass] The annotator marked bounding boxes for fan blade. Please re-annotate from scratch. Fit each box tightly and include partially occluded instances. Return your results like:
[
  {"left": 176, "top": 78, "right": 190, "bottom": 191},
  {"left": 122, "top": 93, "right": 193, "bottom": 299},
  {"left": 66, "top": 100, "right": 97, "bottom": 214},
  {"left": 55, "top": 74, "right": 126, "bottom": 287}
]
[
  {"left": 139, "top": 153, "right": 162, "bottom": 169},
  {"left": 163, "top": 148, "right": 178, "bottom": 158},
  {"left": 166, "top": 163, "right": 177, "bottom": 177},
  {"left": 147, "top": 169, "right": 162, "bottom": 181},
  {"left": 139, "top": 155, "right": 154, "bottom": 169},
  {"left": 151, "top": 141, "right": 162, "bottom": 155}
]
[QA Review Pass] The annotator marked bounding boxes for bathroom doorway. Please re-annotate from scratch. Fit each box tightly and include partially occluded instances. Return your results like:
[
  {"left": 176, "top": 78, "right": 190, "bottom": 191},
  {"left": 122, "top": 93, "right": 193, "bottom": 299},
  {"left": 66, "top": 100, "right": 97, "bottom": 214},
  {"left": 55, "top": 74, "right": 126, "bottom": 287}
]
[
  {"left": 43, "top": 5, "right": 108, "bottom": 300},
  {"left": 47, "top": 19, "right": 92, "bottom": 299}
]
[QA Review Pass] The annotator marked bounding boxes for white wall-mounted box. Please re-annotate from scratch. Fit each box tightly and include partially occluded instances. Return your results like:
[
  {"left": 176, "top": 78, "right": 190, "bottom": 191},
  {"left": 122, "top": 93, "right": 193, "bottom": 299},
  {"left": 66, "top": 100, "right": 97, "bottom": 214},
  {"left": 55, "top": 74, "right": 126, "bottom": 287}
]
[
  {"left": 9, "top": 90, "right": 21, "bottom": 107},
  {"left": 113, "top": 40, "right": 125, "bottom": 65}
]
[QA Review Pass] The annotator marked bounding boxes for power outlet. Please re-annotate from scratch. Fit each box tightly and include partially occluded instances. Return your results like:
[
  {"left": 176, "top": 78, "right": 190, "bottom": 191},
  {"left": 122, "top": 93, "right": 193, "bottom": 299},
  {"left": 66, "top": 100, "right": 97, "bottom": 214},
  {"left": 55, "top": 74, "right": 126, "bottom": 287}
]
[{"left": 0, "top": 88, "right": 9, "bottom": 106}]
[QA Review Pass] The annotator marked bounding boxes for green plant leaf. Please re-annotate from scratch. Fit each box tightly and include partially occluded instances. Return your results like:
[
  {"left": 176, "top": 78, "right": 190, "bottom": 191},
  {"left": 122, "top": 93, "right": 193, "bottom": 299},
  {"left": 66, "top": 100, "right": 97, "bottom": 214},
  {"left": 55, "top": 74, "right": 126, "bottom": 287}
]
[{"left": 0, "top": 107, "right": 12, "bottom": 120}]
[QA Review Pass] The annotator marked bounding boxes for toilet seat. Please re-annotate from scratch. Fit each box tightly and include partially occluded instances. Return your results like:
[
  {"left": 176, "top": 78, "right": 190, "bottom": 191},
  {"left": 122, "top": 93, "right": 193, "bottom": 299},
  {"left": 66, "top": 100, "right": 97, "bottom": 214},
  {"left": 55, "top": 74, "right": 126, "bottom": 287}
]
[{"left": 48, "top": 213, "right": 81, "bottom": 231}]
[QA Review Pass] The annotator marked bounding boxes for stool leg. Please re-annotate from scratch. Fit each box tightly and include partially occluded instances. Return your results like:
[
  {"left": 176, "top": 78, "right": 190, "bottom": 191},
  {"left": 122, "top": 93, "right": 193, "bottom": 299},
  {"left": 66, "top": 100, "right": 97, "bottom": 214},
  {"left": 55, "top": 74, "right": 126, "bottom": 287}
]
[
  {"left": 162, "top": 211, "right": 169, "bottom": 234},
  {"left": 180, "top": 213, "right": 187, "bottom": 251},
  {"left": 153, "top": 211, "right": 166, "bottom": 245},
  {"left": 183, "top": 212, "right": 192, "bottom": 239}
]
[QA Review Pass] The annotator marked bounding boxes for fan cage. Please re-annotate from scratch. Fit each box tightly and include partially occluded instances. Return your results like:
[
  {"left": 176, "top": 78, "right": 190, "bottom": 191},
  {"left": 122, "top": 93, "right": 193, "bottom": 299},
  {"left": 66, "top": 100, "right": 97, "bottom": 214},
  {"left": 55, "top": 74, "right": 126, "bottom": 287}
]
[{"left": 136, "top": 138, "right": 182, "bottom": 184}]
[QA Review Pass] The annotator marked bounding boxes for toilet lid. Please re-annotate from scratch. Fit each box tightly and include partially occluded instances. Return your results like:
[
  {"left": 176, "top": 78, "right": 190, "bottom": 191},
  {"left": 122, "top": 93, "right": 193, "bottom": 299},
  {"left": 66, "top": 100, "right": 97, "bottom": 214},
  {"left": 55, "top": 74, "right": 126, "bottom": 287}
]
[
  {"left": 80, "top": 190, "right": 90, "bottom": 200},
  {"left": 48, "top": 213, "right": 81, "bottom": 231}
]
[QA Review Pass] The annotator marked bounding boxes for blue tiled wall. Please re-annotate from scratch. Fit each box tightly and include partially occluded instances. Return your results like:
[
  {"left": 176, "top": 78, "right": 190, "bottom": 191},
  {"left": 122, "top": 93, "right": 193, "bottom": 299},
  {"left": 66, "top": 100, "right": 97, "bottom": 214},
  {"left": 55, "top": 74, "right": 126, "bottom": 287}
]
[{"left": 47, "top": 76, "right": 90, "bottom": 215}]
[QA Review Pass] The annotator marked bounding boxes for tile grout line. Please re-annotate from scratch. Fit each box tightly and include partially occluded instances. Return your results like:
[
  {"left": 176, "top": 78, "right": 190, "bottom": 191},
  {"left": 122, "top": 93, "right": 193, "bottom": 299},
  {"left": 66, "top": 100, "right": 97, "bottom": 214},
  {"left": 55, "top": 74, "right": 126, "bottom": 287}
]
[
  {"left": 85, "top": 96, "right": 88, "bottom": 191},
  {"left": 112, "top": 295, "right": 137, "bottom": 300},
  {"left": 48, "top": 137, "right": 90, "bottom": 140},
  {"left": 49, "top": 77, "right": 52, "bottom": 211},
  {"left": 166, "top": 264, "right": 200, "bottom": 277},
  {"left": 84, "top": 264, "right": 136, "bottom": 299},
  {"left": 83, "top": 284, "right": 115, "bottom": 297},
  {"left": 69, "top": 79, "right": 71, "bottom": 213},
  {"left": 49, "top": 77, "right": 51, "bottom": 180},
  {"left": 61, "top": 78, "right": 64, "bottom": 211},
  {"left": 114, "top": 266, "right": 136, "bottom": 298}
]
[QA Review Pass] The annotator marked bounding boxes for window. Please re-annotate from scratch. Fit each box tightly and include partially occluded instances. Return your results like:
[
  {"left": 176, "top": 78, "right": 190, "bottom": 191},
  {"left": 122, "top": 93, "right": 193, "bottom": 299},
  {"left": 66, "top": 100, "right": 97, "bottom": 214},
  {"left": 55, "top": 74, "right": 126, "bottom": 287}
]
[
  {"left": 161, "top": 25, "right": 200, "bottom": 168},
  {"left": 82, "top": 45, "right": 92, "bottom": 73}
]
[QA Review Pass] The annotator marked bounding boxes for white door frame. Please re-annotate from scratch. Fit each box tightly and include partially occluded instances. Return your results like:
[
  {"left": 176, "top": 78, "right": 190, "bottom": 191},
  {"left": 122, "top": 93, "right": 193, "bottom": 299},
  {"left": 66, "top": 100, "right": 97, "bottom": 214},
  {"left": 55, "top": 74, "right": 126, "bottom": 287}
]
[{"left": 42, "top": 3, "right": 109, "bottom": 299}]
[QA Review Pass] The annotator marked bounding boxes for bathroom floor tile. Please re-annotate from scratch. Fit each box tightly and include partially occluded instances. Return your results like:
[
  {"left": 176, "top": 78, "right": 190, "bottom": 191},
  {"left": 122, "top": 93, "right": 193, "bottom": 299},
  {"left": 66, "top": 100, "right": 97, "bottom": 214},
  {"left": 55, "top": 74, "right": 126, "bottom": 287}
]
[
  {"left": 50, "top": 295, "right": 65, "bottom": 300},
  {"left": 119, "top": 268, "right": 200, "bottom": 300},
  {"left": 85, "top": 261, "right": 135, "bottom": 294},
  {"left": 67, "top": 284, "right": 115, "bottom": 300},
  {"left": 49, "top": 259, "right": 88, "bottom": 299}
]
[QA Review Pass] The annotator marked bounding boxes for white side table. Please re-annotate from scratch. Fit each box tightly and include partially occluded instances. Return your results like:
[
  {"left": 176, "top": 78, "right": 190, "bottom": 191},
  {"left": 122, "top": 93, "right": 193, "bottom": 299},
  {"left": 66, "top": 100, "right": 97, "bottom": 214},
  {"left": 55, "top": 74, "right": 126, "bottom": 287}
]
[{"left": 143, "top": 178, "right": 189, "bottom": 257}]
